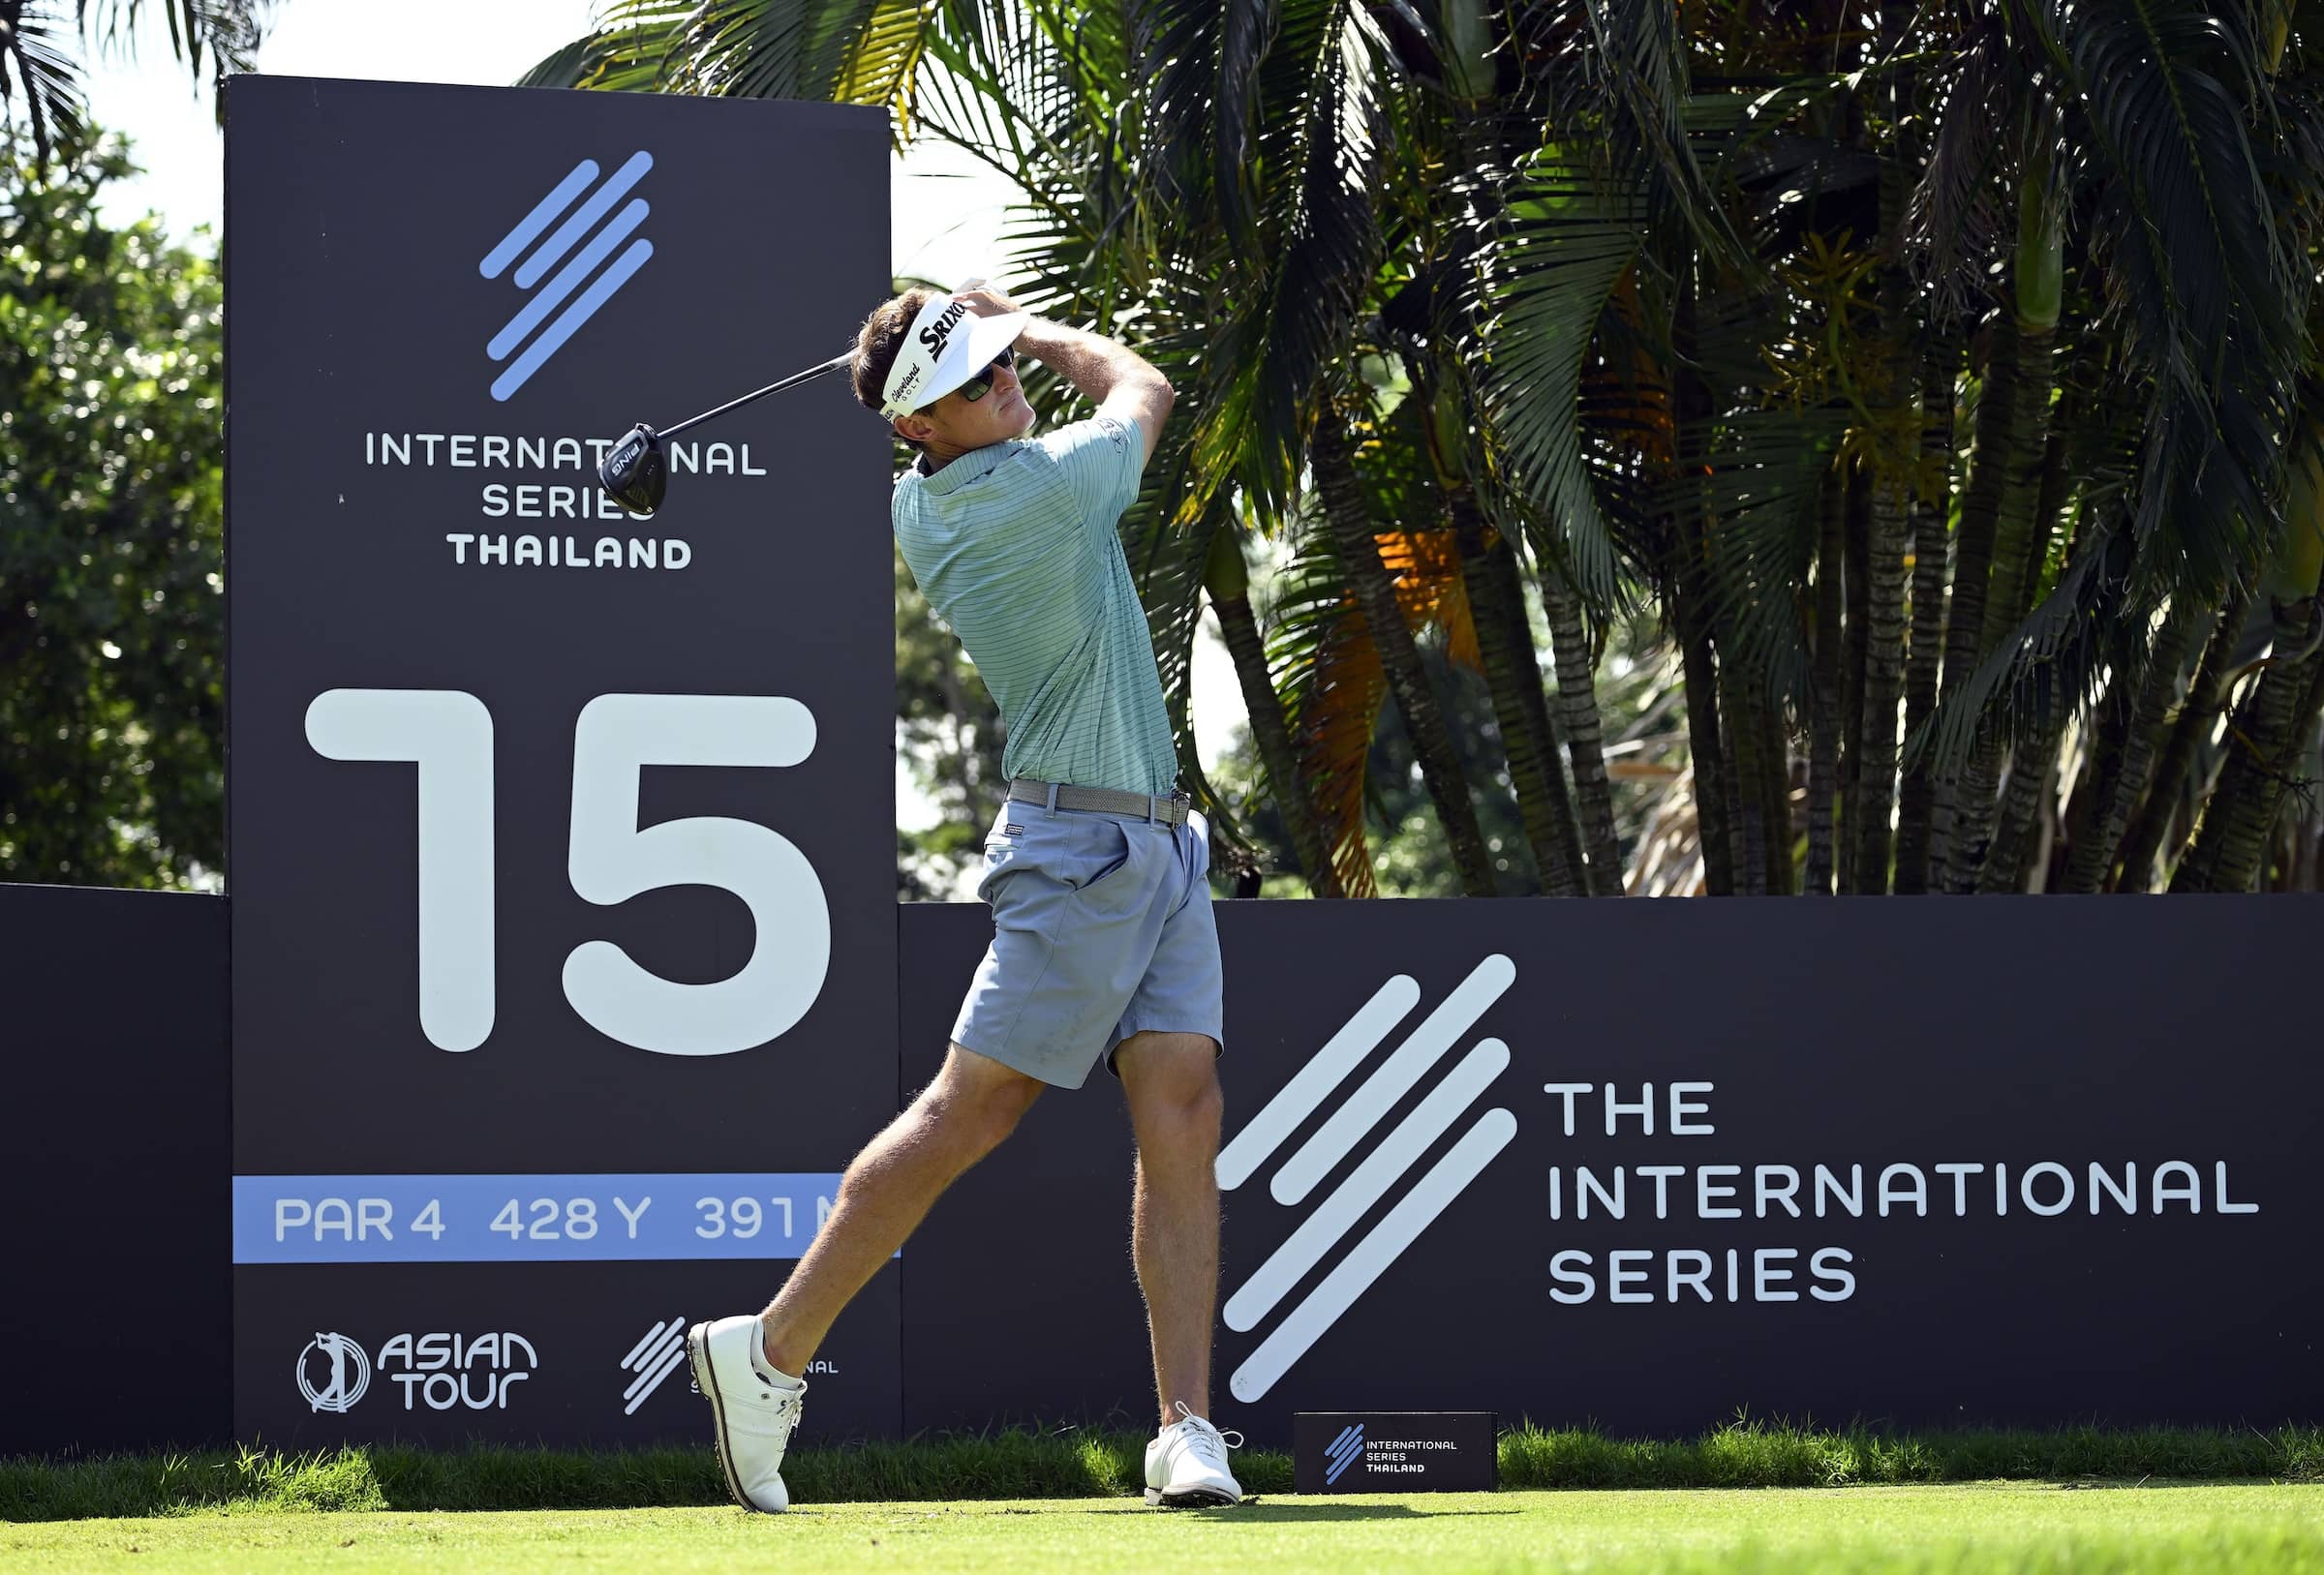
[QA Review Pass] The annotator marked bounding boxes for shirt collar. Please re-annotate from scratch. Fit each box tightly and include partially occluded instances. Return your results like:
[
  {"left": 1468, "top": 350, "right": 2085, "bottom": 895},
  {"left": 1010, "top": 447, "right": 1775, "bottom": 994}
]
[{"left": 912, "top": 439, "right": 1018, "bottom": 497}]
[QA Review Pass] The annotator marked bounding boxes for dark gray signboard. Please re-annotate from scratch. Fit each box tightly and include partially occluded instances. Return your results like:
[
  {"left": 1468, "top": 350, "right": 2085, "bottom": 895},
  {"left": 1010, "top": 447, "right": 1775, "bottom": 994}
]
[
  {"left": 226, "top": 76, "right": 897, "bottom": 1446},
  {"left": 901, "top": 897, "right": 2322, "bottom": 1442},
  {"left": 1, "top": 887, "right": 228, "bottom": 1454},
  {"left": 1294, "top": 1413, "right": 1496, "bottom": 1493}
]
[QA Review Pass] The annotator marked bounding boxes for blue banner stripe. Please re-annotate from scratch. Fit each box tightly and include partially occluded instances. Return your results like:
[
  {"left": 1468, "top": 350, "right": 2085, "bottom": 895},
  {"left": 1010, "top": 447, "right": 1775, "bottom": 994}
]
[
  {"left": 234, "top": 1174, "right": 852, "bottom": 1263},
  {"left": 513, "top": 149, "right": 654, "bottom": 288},
  {"left": 480, "top": 159, "right": 598, "bottom": 280},
  {"left": 489, "top": 237, "right": 653, "bottom": 402},
  {"left": 487, "top": 197, "right": 650, "bottom": 362}
]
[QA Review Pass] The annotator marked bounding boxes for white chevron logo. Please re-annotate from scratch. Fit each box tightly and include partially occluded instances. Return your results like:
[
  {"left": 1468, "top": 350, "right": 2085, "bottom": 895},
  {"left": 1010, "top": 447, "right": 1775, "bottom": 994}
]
[{"left": 1215, "top": 954, "right": 1518, "bottom": 1402}]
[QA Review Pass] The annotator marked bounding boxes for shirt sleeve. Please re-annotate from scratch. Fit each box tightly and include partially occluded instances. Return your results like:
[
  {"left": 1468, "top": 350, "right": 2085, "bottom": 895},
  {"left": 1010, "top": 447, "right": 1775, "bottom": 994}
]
[{"left": 1033, "top": 414, "right": 1146, "bottom": 530}]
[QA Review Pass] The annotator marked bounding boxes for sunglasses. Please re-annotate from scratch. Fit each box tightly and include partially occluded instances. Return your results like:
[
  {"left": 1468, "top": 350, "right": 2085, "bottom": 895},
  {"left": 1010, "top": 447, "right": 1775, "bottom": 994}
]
[{"left": 957, "top": 347, "right": 1019, "bottom": 403}]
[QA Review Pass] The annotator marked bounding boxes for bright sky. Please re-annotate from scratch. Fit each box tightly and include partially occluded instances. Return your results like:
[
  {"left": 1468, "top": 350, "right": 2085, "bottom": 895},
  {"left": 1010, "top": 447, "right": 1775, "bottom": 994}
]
[{"left": 80, "top": 1, "right": 1247, "bottom": 855}]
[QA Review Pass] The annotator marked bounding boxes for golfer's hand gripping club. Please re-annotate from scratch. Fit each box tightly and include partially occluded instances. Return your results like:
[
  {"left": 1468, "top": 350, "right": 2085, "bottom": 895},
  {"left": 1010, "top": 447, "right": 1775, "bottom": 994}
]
[{"left": 598, "top": 350, "right": 854, "bottom": 515}]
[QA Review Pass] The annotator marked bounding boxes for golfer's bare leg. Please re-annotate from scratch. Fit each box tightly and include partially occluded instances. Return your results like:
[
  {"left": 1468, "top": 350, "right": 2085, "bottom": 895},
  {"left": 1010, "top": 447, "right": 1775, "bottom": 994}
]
[
  {"left": 759, "top": 1043, "right": 1042, "bottom": 1376},
  {"left": 1116, "top": 1030, "right": 1225, "bottom": 1425}
]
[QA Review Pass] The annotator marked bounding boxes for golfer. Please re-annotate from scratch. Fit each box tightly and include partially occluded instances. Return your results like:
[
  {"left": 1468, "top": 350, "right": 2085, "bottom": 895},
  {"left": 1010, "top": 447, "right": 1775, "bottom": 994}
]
[{"left": 686, "top": 284, "right": 1239, "bottom": 1513}]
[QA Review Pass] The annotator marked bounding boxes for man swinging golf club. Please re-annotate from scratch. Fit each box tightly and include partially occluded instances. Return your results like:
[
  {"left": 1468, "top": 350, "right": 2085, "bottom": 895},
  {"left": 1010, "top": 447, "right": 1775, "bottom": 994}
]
[{"left": 686, "top": 283, "right": 1241, "bottom": 1513}]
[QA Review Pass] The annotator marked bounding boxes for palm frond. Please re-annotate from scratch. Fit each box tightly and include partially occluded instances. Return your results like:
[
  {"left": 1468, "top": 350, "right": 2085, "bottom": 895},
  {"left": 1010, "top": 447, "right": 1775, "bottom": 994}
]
[
  {"left": 1268, "top": 499, "right": 1387, "bottom": 896},
  {"left": 1179, "top": 1, "right": 1388, "bottom": 528},
  {"left": 1912, "top": 517, "right": 2142, "bottom": 772},
  {"left": 3, "top": 3, "right": 88, "bottom": 164},
  {"left": 74, "top": 0, "right": 267, "bottom": 77},
  {"left": 2031, "top": 0, "right": 2307, "bottom": 599},
  {"left": 1578, "top": 0, "right": 1739, "bottom": 261},
  {"left": 1689, "top": 410, "right": 1843, "bottom": 716},
  {"left": 1467, "top": 142, "right": 1646, "bottom": 606},
  {"left": 1136, "top": 0, "right": 1275, "bottom": 250},
  {"left": 1902, "top": 13, "right": 2011, "bottom": 315}
]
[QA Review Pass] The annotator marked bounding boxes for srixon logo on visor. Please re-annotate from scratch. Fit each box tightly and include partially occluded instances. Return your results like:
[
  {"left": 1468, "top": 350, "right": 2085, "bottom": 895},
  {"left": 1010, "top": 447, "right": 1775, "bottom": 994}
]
[{"left": 918, "top": 299, "right": 969, "bottom": 357}]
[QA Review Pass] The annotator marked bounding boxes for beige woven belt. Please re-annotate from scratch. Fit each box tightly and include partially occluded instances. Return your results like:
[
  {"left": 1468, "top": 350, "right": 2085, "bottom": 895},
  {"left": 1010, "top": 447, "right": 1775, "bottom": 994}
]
[{"left": 1007, "top": 776, "right": 1190, "bottom": 827}]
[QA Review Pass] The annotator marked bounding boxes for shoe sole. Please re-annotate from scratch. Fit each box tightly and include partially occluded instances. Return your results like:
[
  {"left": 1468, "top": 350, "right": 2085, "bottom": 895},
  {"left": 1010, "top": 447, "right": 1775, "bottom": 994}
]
[
  {"left": 1146, "top": 1486, "right": 1242, "bottom": 1507},
  {"left": 687, "top": 1321, "right": 756, "bottom": 1513}
]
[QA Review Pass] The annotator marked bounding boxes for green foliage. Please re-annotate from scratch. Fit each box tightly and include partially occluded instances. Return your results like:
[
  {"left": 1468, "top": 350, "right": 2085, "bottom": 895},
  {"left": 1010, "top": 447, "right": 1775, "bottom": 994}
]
[
  {"left": 894, "top": 536, "right": 1007, "bottom": 898},
  {"left": 1497, "top": 1416, "right": 2324, "bottom": 1490},
  {"left": 0, "top": 133, "right": 223, "bottom": 889}
]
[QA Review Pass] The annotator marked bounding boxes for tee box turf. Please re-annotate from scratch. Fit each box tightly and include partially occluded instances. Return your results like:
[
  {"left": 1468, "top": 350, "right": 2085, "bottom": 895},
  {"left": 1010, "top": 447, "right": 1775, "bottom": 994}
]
[{"left": 1295, "top": 1412, "right": 1497, "bottom": 1493}]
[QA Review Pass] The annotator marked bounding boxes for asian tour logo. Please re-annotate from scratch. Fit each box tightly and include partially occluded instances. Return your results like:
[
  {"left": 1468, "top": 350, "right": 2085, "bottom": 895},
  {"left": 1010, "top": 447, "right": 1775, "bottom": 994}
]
[
  {"left": 291, "top": 1330, "right": 539, "bottom": 1412},
  {"left": 480, "top": 150, "right": 656, "bottom": 402},
  {"left": 297, "top": 1331, "right": 371, "bottom": 1413},
  {"left": 1213, "top": 954, "right": 1517, "bottom": 1402}
]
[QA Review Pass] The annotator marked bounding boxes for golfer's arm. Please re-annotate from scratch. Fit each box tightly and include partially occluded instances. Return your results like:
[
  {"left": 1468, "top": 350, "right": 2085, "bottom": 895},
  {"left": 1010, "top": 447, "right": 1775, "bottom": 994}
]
[{"left": 1018, "top": 319, "right": 1174, "bottom": 464}]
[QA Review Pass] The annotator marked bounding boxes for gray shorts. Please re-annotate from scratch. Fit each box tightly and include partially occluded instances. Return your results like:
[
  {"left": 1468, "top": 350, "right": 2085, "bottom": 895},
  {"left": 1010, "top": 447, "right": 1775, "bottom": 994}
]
[{"left": 950, "top": 799, "right": 1225, "bottom": 1089}]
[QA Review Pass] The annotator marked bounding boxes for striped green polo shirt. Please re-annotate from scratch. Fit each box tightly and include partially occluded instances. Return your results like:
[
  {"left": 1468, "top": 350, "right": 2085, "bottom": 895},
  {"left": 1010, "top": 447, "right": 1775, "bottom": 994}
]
[{"left": 893, "top": 414, "right": 1178, "bottom": 798}]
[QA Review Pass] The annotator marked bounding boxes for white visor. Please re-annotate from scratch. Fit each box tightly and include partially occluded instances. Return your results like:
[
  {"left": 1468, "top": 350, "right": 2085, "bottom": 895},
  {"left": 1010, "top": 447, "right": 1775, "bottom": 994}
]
[{"left": 879, "top": 294, "right": 1029, "bottom": 420}]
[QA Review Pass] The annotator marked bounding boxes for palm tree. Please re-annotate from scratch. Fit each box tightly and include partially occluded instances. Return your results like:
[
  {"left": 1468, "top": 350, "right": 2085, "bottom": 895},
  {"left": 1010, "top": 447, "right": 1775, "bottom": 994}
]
[
  {"left": 0, "top": 0, "right": 270, "bottom": 162},
  {"left": 532, "top": 0, "right": 2324, "bottom": 899},
  {"left": 1203, "top": 530, "right": 1343, "bottom": 896}
]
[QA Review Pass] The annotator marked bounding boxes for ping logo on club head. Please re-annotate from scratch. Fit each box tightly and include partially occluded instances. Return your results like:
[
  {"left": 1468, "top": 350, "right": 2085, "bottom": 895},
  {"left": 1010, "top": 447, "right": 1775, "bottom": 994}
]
[
  {"left": 297, "top": 1330, "right": 371, "bottom": 1413},
  {"left": 619, "top": 1316, "right": 690, "bottom": 1416},
  {"left": 1324, "top": 1422, "right": 1365, "bottom": 1486},
  {"left": 480, "top": 150, "right": 656, "bottom": 402},
  {"left": 1214, "top": 954, "right": 1517, "bottom": 1402}
]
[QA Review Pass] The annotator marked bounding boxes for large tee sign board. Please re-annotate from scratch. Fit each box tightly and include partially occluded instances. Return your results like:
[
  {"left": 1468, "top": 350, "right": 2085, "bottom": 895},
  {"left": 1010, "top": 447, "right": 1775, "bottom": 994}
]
[{"left": 226, "top": 77, "right": 899, "bottom": 1445}]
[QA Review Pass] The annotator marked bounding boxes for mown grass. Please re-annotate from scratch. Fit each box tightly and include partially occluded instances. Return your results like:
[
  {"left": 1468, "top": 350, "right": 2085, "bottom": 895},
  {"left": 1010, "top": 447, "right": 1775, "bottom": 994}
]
[
  {"left": 7, "top": 1486, "right": 2324, "bottom": 1575},
  {"left": 6, "top": 1420, "right": 2319, "bottom": 1523}
]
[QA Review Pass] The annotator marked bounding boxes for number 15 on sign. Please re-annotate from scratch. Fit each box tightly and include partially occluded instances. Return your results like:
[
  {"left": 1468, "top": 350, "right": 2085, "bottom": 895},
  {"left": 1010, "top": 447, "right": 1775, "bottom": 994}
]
[{"left": 304, "top": 689, "right": 831, "bottom": 1058}]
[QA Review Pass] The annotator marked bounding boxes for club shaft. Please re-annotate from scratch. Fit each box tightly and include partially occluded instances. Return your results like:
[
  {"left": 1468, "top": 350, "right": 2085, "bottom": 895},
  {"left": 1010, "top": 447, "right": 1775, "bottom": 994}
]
[{"left": 657, "top": 352, "right": 854, "bottom": 440}]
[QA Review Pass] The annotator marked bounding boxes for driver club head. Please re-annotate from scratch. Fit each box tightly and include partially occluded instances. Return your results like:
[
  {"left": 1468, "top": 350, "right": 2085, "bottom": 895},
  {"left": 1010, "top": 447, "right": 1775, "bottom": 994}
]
[{"left": 598, "top": 423, "right": 667, "bottom": 515}]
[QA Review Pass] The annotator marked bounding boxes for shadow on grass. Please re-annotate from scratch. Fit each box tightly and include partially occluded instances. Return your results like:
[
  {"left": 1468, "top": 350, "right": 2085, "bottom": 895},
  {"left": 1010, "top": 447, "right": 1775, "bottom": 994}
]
[{"left": 1215, "top": 1502, "right": 1519, "bottom": 1522}]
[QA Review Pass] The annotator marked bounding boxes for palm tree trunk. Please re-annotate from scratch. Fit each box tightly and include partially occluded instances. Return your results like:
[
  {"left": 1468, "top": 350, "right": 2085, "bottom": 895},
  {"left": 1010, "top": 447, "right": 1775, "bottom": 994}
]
[
  {"left": 1850, "top": 472, "right": 1911, "bottom": 894},
  {"left": 1717, "top": 664, "right": 1771, "bottom": 895},
  {"left": 1977, "top": 712, "right": 2064, "bottom": 893},
  {"left": 1923, "top": 325, "right": 2016, "bottom": 888},
  {"left": 1758, "top": 698, "right": 1797, "bottom": 894},
  {"left": 1205, "top": 532, "right": 1344, "bottom": 897},
  {"left": 2173, "top": 596, "right": 2324, "bottom": 893},
  {"left": 1840, "top": 466, "right": 1872, "bottom": 891},
  {"left": 2059, "top": 596, "right": 2202, "bottom": 894},
  {"left": 1667, "top": 287, "right": 1732, "bottom": 896},
  {"left": 2113, "top": 587, "right": 2251, "bottom": 892},
  {"left": 1946, "top": 325, "right": 2060, "bottom": 891},
  {"left": 1805, "top": 466, "right": 1846, "bottom": 895},
  {"left": 1670, "top": 560, "right": 1734, "bottom": 896},
  {"left": 1311, "top": 421, "right": 1499, "bottom": 896},
  {"left": 1970, "top": 378, "right": 2077, "bottom": 894},
  {"left": 1539, "top": 567, "right": 1627, "bottom": 894},
  {"left": 1893, "top": 334, "right": 1960, "bottom": 893},
  {"left": 1452, "top": 503, "right": 1588, "bottom": 896},
  {"left": 1841, "top": 112, "right": 1922, "bottom": 897}
]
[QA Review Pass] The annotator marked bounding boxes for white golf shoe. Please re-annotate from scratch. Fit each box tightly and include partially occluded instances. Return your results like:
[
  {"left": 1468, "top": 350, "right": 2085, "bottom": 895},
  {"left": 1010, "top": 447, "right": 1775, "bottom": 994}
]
[
  {"left": 688, "top": 1316, "right": 808, "bottom": 1513},
  {"left": 1145, "top": 1400, "right": 1244, "bottom": 1506}
]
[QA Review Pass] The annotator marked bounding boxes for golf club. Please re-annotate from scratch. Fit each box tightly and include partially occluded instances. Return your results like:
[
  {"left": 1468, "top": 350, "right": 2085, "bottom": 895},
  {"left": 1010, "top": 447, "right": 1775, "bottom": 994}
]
[{"left": 597, "top": 349, "right": 855, "bottom": 515}]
